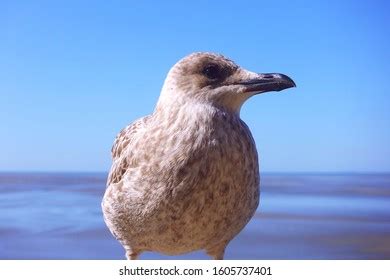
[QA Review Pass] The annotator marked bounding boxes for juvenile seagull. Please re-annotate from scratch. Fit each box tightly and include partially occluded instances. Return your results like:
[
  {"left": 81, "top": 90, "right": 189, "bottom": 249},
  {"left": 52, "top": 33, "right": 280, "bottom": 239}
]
[{"left": 102, "top": 52, "right": 295, "bottom": 260}]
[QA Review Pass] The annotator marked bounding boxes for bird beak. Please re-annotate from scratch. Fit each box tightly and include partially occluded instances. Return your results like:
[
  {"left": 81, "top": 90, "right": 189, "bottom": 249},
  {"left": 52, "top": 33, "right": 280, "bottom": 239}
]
[{"left": 238, "top": 73, "right": 296, "bottom": 94}]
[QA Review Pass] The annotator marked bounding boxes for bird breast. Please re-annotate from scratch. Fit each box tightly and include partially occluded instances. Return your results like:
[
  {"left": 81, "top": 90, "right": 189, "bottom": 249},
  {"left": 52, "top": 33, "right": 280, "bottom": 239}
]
[{"left": 104, "top": 104, "right": 260, "bottom": 254}]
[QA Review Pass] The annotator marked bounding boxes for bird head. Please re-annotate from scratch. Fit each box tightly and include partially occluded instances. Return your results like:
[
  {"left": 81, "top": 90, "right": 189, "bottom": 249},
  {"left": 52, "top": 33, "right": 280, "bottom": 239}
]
[{"left": 158, "top": 52, "right": 296, "bottom": 114}]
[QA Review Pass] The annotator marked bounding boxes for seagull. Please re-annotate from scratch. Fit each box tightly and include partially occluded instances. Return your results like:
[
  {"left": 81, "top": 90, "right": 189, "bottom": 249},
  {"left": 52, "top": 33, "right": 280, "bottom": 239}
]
[{"left": 102, "top": 52, "right": 295, "bottom": 260}]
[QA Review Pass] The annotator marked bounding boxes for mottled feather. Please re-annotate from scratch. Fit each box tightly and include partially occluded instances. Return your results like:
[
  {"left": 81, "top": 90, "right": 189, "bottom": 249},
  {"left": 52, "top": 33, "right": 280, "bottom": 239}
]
[{"left": 107, "top": 116, "right": 151, "bottom": 185}]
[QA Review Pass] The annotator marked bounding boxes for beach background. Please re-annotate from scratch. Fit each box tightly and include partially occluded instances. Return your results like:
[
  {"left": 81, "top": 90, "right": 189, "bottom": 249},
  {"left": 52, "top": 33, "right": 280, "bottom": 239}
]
[
  {"left": 1, "top": 0, "right": 389, "bottom": 260},
  {"left": 1, "top": 172, "right": 389, "bottom": 259}
]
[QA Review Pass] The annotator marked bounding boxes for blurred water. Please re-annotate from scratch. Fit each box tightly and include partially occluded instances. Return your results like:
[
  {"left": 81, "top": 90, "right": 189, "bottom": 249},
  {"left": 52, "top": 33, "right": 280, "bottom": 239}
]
[{"left": 0, "top": 172, "right": 389, "bottom": 259}]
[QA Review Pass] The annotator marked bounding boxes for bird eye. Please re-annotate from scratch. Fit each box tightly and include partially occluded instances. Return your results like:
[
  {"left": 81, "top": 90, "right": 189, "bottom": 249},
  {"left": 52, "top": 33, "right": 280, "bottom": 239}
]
[{"left": 202, "top": 64, "right": 220, "bottom": 80}]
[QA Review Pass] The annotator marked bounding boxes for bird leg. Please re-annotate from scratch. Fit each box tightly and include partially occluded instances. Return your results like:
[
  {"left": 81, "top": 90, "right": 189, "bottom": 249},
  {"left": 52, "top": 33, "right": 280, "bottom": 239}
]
[
  {"left": 124, "top": 246, "right": 140, "bottom": 260},
  {"left": 125, "top": 250, "right": 139, "bottom": 260},
  {"left": 206, "top": 244, "right": 226, "bottom": 260}
]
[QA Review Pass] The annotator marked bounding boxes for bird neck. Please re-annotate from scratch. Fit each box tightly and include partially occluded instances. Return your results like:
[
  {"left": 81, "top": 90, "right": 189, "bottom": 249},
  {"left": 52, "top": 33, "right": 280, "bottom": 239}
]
[
  {"left": 155, "top": 91, "right": 242, "bottom": 122},
  {"left": 153, "top": 98, "right": 241, "bottom": 133}
]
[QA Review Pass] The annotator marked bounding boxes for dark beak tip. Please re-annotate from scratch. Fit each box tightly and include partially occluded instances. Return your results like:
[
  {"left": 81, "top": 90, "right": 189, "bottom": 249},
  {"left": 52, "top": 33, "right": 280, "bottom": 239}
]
[
  {"left": 291, "top": 80, "right": 297, "bottom": 88},
  {"left": 279, "top": 74, "right": 296, "bottom": 88},
  {"left": 288, "top": 81, "right": 297, "bottom": 89},
  {"left": 275, "top": 76, "right": 296, "bottom": 92}
]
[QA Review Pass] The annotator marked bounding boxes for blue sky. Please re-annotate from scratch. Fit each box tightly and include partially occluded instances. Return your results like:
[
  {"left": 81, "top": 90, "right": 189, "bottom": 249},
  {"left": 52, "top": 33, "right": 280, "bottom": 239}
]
[{"left": 1, "top": 0, "right": 389, "bottom": 172}]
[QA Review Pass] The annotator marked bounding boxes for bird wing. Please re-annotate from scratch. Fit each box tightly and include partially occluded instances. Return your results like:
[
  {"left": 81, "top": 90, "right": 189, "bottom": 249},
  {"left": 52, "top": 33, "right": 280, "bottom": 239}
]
[{"left": 107, "top": 115, "right": 151, "bottom": 186}]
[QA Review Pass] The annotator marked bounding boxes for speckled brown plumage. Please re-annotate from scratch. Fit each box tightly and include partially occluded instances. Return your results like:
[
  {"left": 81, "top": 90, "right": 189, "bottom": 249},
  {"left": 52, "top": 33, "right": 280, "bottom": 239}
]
[{"left": 102, "top": 52, "right": 295, "bottom": 259}]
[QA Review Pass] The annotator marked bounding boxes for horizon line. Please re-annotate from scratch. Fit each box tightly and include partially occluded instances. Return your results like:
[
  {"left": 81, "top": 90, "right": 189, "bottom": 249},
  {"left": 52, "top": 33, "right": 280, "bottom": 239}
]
[{"left": 0, "top": 170, "right": 389, "bottom": 175}]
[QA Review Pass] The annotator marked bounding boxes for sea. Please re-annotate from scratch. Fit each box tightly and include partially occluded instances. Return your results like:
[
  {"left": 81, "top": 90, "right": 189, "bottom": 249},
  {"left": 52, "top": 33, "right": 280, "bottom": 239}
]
[{"left": 0, "top": 172, "right": 389, "bottom": 259}]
